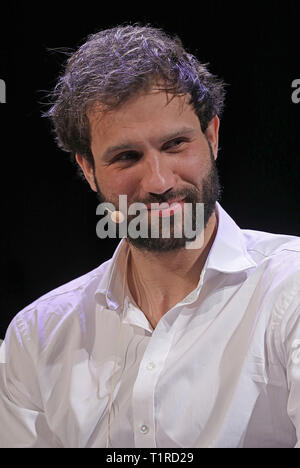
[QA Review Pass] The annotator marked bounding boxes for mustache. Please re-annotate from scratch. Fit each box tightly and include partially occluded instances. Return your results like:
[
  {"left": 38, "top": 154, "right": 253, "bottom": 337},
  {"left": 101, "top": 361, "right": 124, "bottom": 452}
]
[{"left": 135, "top": 187, "right": 200, "bottom": 206}]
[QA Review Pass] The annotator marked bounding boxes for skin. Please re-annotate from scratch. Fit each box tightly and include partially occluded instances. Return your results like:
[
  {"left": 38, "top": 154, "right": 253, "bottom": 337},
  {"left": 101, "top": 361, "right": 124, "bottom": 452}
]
[{"left": 76, "top": 88, "right": 220, "bottom": 329}]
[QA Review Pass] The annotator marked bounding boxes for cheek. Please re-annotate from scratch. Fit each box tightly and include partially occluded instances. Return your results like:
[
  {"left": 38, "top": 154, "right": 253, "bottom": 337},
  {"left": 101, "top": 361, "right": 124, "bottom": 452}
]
[
  {"left": 177, "top": 149, "right": 209, "bottom": 183},
  {"left": 96, "top": 167, "right": 137, "bottom": 199}
]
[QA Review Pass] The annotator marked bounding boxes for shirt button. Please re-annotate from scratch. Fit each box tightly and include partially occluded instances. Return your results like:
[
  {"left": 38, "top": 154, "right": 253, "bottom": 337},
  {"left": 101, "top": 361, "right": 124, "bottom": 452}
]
[
  {"left": 146, "top": 362, "right": 156, "bottom": 370},
  {"left": 140, "top": 424, "right": 149, "bottom": 434}
]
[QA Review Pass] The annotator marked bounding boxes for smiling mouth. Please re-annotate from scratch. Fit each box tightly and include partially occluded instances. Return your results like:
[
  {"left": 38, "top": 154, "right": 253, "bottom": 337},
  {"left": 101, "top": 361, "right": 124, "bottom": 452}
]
[{"left": 147, "top": 198, "right": 185, "bottom": 217}]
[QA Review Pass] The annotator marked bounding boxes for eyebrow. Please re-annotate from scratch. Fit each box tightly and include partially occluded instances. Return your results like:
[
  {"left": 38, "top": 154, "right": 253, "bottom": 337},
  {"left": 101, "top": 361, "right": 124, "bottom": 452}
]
[{"left": 101, "top": 126, "right": 197, "bottom": 160}]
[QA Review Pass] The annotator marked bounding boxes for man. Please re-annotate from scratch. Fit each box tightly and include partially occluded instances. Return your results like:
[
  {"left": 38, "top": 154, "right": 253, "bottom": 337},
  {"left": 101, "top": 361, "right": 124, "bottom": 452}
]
[{"left": 0, "top": 24, "right": 300, "bottom": 448}]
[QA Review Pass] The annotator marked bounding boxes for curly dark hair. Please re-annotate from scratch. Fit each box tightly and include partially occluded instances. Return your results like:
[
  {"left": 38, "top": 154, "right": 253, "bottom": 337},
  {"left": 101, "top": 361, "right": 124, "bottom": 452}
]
[{"left": 43, "top": 23, "right": 227, "bottom": 180}]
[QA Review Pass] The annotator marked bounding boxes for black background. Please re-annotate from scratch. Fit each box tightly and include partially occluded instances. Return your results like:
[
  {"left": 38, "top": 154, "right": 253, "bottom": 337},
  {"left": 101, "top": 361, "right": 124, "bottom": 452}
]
[{"left": 0, "top": 1, "right": 299, "bottom": 338}]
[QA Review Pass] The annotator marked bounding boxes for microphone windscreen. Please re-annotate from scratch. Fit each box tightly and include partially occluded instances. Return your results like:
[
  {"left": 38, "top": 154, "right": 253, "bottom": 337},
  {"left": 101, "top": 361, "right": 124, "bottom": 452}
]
[
  {"left": 105, "top": 207, "right": 125, "bottom": 223},
  {"left": 111, "top": 210, "right": 125, "bottom": 223}
]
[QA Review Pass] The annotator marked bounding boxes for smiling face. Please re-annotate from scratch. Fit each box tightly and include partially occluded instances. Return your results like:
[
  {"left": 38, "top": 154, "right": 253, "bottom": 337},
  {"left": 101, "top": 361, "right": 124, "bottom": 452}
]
[{"left": 76, "top": 88, "right": 222, "bottom": 251}]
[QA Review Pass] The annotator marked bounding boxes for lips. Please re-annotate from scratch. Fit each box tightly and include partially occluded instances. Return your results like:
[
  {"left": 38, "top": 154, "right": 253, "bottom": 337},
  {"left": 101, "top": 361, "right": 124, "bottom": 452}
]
[
  {"left": 146, "top": 198, "right": 185, "bottom": 211},
  {"left": 147, "top": 198, "right": 185, "bottom": 218}
]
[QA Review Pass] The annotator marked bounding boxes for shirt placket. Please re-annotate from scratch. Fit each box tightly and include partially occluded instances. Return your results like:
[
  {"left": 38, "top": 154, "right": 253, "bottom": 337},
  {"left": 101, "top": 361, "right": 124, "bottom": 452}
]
[{"left": 132, "top": 322, "right": 174, "bottom": 448}]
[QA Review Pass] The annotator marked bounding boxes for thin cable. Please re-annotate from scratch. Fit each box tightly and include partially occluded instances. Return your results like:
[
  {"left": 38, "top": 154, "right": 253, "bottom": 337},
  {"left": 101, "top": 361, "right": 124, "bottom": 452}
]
[{"left": 106, "top": 244, "right": 131, "bottom": 448}]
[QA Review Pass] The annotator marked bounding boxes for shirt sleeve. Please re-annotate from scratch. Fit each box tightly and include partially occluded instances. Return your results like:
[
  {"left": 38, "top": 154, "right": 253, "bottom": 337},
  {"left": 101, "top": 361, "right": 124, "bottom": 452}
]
[
  {"left": 0, "top": 312, "right": 59, "bottom": 448},
  {"left": 278, "top": 298, "right": 300, "bottom": 448}
]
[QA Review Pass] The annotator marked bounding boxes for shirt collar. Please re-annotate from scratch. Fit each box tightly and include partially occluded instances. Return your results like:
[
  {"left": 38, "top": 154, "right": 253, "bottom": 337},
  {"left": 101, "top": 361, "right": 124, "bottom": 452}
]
[
  {"left": 206, "top": 202, "right": 257, "bottom": 273},
  {"left": 95, "top": 238, "right": 130, "bottom": 310},
  {"left": 95, "top": 202, "right": 257, "bottom": 309}
]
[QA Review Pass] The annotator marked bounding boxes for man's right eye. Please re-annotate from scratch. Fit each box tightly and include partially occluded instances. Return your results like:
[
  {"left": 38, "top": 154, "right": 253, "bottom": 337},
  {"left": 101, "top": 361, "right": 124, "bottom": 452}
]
[{"left": 114, "top": 151, "right": 139, "bottom": 162}]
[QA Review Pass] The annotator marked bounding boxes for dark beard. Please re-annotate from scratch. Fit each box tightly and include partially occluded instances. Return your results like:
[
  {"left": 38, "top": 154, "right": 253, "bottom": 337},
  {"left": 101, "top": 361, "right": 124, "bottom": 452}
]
[{"left": 94, "top": 140, "right": 222, "bottom": 252}]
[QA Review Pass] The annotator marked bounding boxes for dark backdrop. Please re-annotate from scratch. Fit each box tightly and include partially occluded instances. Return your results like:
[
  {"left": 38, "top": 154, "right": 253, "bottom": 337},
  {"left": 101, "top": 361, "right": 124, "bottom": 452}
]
[{"left": 0, "top": 1, "right": 299, "bottom": 337}]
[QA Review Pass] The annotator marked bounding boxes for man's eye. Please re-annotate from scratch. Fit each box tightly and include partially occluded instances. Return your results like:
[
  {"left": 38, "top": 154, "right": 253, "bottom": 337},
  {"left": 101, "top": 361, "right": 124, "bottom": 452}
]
[
  {"left": 114, "top": 151, "right": 139, "bottom": 162},
  {"left": 165, "top": 138, "right": 188, "bottom": 150}
]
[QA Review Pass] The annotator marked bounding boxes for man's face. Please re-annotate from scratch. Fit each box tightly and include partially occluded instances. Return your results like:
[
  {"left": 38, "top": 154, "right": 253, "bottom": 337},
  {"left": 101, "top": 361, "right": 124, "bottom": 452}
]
[{"left": 76, "top": 88, "right": 221, "bottom": 252}]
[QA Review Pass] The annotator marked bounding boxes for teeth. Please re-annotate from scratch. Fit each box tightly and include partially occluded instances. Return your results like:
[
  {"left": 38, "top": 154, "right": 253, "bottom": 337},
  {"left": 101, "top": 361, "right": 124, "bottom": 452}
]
[
  {"left": 148, "top": 200, "right": 182, "bottom": 210},
  {"left": 159, "top": 203, "right": 170, "bottom": 210}
]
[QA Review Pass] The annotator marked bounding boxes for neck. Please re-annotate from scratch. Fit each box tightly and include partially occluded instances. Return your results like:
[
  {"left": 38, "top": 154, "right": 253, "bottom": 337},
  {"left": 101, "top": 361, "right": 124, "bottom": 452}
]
[{"left": 126, "top": 210, "right": 218, "bottom": 328}]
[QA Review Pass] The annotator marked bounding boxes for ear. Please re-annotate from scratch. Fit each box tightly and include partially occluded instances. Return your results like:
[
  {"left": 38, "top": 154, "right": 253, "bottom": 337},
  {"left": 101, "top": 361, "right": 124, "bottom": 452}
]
[
  {"left": 205, "top": 115, "right": 220, "bottom": 160},
  {"left": 75, "top": 153, "right": 97, "bottom": 192}
]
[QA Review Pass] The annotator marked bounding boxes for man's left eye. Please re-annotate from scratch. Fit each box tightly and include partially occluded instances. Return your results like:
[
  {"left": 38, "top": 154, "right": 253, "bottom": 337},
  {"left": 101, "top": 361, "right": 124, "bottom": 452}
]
[{"left": 166, "top": 138, "right": 188, "bottom": 150}]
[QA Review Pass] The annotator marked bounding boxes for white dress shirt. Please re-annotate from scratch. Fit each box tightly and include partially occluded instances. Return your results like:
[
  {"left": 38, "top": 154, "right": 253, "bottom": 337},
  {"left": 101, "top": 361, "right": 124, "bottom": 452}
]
[{"left": 1, "top": 201, "right": 300, "bottom": 448}]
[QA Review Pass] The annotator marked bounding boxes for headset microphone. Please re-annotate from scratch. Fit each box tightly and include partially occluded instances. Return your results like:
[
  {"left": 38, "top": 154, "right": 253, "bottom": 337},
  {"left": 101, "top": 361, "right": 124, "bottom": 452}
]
[{"left": 105, "top": 207, "right": 125, "bottom": 224}]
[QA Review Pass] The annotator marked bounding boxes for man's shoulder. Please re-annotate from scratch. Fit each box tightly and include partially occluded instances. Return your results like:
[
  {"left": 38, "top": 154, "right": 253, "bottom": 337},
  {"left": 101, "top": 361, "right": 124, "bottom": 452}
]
[
  {"left": 10, "top": 258, "right": 112, "bottom": 337},
  {"left": 242, "top": 228, "right": 300, "bottom": 260},
  {"left": 242, "top": 228, "right": 300, "bottom": 289},
  {"left": 30, "top": 259, "right": 111, "bottom": 307}
]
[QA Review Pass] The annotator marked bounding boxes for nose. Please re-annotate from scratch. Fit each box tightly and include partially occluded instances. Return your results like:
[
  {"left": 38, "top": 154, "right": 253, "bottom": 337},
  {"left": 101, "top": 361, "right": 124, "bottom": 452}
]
[{"left": 140, "top": 152, "right": 177, "bottom": 195}]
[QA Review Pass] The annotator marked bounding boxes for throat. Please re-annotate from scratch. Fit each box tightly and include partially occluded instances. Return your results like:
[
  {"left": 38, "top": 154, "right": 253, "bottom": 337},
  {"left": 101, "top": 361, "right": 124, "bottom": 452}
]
[{"left": 127, "top": 255, "right": 198, "bottom": 328}]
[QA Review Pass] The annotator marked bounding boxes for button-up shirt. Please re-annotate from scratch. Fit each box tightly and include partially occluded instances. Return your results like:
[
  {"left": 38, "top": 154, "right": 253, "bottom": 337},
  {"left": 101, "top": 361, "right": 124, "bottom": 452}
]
[{"left": 1, "top": 202, "right": 300, "bottom": 448}]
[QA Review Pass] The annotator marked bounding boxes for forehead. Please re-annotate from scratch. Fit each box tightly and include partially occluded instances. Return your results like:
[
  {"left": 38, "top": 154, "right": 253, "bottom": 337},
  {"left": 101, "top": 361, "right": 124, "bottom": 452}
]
[{"left": 88, "top": 90, "right": 200, "bottom": 149}]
